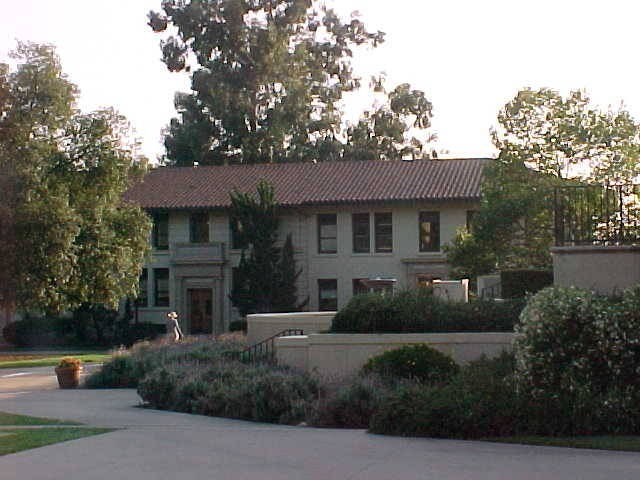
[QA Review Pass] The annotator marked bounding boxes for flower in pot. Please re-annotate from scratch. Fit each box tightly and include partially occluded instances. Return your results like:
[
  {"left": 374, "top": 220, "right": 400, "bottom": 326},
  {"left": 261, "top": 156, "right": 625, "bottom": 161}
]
[{"left": 55, "top": 357, "right": 83, "bottom": 389}]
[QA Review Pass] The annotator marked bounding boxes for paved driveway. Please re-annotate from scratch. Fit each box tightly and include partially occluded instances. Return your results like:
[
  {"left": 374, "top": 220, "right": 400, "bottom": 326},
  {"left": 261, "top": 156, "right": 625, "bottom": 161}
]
[{"left": 0, "top": 368, "right": 639, "bottom": 480}]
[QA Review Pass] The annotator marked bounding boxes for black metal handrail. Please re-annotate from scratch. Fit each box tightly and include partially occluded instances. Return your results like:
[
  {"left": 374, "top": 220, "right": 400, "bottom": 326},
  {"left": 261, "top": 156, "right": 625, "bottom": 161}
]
[
  {"left": 229, "top": 329, "right": 305, "bottom": 364},
  {"left": 554, "top": 184, "right": 640, "bottom": 247}
]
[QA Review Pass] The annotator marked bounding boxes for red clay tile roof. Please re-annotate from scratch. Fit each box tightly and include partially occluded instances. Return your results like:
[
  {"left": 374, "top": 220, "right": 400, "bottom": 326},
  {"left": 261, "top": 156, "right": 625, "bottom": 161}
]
[{"left": 124, "top": 158, "right": 489, "bottom": 210}]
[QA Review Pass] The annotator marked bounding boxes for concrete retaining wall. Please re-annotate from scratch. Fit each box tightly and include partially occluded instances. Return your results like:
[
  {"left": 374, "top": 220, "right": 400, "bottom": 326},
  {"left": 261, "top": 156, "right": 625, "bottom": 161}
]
[
  {"left": 552, "top": 246, "right": 640, "bottom": 295},
  {"left": 246, "top": 312, "right": 335, "bottom": 345},
  {"left": 276, "top": 332, "right": 513, "bottom": 377}
]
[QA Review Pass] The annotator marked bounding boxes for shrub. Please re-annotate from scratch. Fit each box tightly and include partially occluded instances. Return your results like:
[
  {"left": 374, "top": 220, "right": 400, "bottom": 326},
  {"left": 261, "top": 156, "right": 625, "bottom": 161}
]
[
  {"left": 228, "top": 320, "right": 247, "bottom": 333},
  {"left": 514, "top": 285, "right": 640, "bottom": 435},
  {"left": 306, "top": 375, "right": 397, "bottom": 428},
  {"left": 500, "top": 269, "right": 553, "bottom": 299},
  {"left": 2, "top": 316, "right": 65, "bottom": 347},
  {"left": 331, "top": 289, "right": 523, "bottom": 334},
  {"left": 84, "top": 336, "right": 245, "bottom": 388},
  {"left": 138, "top": 361, "right": 318, "bottom": 424},
  {"left": 361, "top": 344, "right": 459, "bottom": 385},
  {"left": 369, "top": 352, "right": 525, "bottom": 438},
  {"left": 118, "top": 322, "right": 166, "bottom": 346}
]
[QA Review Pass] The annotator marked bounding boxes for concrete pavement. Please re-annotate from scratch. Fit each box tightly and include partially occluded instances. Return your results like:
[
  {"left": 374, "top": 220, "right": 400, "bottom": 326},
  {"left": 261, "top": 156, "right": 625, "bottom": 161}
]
[{"left": 0, "top": 369, "right": 639, "bottom": 480}]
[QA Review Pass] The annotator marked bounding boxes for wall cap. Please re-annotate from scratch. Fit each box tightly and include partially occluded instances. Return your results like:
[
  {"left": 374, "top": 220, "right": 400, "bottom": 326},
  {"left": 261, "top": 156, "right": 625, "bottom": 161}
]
[{"left": 551, "top": 245, "right": 640, "bottom": 254}]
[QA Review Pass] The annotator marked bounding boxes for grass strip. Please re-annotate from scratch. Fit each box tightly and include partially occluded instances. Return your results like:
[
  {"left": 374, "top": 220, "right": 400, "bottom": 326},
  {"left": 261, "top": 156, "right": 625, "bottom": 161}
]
[
  {"left": 0, "top": 427, "right": 114, "bottom": 456},
  {"left": 0, "top": 354, "right": 111, "bottom": 369},
  {"left": 0, "top": 411, "right": 79, "bottom": 426},
  {"left": 486, "top": 435, "right": 640, "bottom": 452}
]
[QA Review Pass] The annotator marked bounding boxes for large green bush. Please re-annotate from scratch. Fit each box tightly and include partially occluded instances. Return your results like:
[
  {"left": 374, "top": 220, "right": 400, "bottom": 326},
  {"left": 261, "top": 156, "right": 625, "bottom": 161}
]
[
  {"left": 2, "top": 316, "right": 64, "bottom": 347},
  {"left": 514, "top": 285, "right": 640, "bottom": 435},
  {"left": 361, "top": 344, "right": 459, "bottom": 385},
  {"left": 500, "top": 269, "right": 553, "bottom": 299},
  {"left": 306, "top": 375, "right": 397, "bottom": 428},
  {"left": 368, "top": 353, "right": 525, "bottom": 438},
  {"left": 331, "top": 290, "right": 523, "bottom": 333}
]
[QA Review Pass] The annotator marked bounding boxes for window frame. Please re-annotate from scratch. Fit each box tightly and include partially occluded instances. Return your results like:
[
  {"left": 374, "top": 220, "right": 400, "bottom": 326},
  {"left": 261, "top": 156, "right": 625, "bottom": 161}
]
[
  {"left": 352, "top": 213, "right": 370, "bottom": 253},
  {"left": 136, "top": 268, "right": 148, "bottom": 308},
  {"left": 152, "top": 212, "right": 169, "bottom": 250},
  {"left": 230, "top": 219, "right": 249, "bottom": 250},
  {"left": 352, "top": 278, "right": 369, "bottom": 296},
  {"left": 154, "top": 268, "right": 170, "bottom": 307},
  {"left": 189, "top": 211, "right": 210, "bottom": 244},
  {"left": 317, "top": 214, "right": 338, "bottom": 254},
  {"left": 374, "top": 212, "right": 393, "bottom": 253},
  {"left": 419, "top": 211, "right": 440, "bottom": 252},
  {"left": 318, "top": 279, "right": 338, "bottom": 311}
]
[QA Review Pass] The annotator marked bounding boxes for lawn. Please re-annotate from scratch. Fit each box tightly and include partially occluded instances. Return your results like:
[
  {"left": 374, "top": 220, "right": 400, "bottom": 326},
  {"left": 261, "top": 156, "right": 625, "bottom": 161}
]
[
  {"left": 0, "top": 428, "right": 114, "bottom": 456},
  {"left": 0, "top": 411, "right": 78, "bottom": 426},
  {"left": 0, "top": 353, "right": 110, "bottom": 369},
  {"left": 487, "top": 436, "right": 640, "bottom": 452}
]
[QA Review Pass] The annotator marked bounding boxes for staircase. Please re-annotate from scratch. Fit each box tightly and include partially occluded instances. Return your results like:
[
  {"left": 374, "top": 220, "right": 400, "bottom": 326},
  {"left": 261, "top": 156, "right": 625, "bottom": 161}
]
[{"left": 230, "top": 329, "right": 305, "bottom": 364}]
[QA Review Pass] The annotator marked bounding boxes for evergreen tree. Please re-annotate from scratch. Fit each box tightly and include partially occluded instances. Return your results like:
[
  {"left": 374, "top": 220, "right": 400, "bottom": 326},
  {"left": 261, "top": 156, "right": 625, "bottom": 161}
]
[{"left": 228, "top": 181, "right": 304, "bottom": 316}]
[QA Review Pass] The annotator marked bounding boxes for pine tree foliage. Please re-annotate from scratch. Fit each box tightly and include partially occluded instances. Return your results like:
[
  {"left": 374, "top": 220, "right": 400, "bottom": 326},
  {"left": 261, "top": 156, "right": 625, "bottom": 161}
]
[{"left": 228, "top": 180, "right": 304, "bottom": 316}]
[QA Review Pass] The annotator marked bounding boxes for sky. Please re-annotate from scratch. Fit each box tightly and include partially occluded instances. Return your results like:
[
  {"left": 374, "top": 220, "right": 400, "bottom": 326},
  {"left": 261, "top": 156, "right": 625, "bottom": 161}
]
[{"left": 2, "top": 0, "right": 640, "bottom": 161}]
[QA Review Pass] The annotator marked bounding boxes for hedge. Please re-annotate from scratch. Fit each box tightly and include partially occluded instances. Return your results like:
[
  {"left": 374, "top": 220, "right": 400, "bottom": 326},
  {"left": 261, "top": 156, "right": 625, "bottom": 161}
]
[
  {"left": 330, "top": 290, "right": 524, "bottom": 334},
  {"left": 500, "top": 269, "right": 553, "bottom": 299}
]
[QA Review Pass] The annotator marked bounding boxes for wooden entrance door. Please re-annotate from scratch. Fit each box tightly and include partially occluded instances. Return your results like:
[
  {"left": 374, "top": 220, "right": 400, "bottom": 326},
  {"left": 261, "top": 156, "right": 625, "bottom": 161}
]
[{"left": 188, "top": 289, "right": 212, "bottom": 334}]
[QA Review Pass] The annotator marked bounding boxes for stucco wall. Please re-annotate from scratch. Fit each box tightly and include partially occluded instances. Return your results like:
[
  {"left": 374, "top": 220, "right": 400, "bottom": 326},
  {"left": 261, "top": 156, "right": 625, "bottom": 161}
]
[
  {"left": 138, "top": 200, "right": 478, "bottom": 331},
  {"left": 304, "top": 202, "right": 477, "bottom": 311},
  {"left": 246, "top": 312, "right": 335, "bottom": 345},
  {"left": 552, "top": 246, "right": 640, "bottom": 295},
  {"left": 276, "top": 332, "right": 513, "bottom": 377}
]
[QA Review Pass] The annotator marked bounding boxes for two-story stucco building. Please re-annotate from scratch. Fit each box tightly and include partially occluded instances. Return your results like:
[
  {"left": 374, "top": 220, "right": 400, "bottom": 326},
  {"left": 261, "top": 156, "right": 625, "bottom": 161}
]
[{"left": 123, "top": 158, "right": 488, "bottom": 335}]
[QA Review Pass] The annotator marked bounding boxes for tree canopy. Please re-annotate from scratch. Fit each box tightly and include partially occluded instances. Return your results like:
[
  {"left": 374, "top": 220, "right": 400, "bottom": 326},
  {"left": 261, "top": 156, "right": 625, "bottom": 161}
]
[
  {"left": 0, "top": 42, "right": 151, "bottom": 314},
  {"left": 446, "top": 88, "right": 640, "bottom": 280},
  {"left": 149, "top": 0, "right": 433, "bottom": 165}
]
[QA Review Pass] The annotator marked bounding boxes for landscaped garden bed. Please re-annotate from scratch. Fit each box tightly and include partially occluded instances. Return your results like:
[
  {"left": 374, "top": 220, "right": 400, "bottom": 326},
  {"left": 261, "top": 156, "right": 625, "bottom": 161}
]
[{"left": 85, "top": 285, "right": 640, "bottom": 450}]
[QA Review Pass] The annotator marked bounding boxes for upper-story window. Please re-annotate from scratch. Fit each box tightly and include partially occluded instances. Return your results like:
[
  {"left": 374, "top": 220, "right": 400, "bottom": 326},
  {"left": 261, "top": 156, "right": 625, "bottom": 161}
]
[
  {"left": 189, "top": 212, "right": 209, "bottom": 243},
  {"left": 419, "top": 211, "right": 440, "bottom": 252},
  {"left": 152, "top": 213, "right": 169, "bottom": 250},
  {"left": 230, "top": 219, "right": 249, "bottom": 250},
  {"left": 374, "top": 213, "right": 393, "bottom": 253},
  {"left": 318, "top": 214, "right": 337, "bottom": 254},
  {"left": 466, "top": 210, "right": 478, "bottom": 233},
  {"left": 352, "top": 213, "right": 370, "bottom": 253}
]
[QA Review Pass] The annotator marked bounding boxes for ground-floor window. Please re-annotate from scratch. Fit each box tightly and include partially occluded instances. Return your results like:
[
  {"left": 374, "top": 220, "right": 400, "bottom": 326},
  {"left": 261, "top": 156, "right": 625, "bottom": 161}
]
[
  {"left": 352, "top": 278, "right": 369, "bottom": 296},
  {"left": 136, "top": 268, "right": 148, "bottom": 307},
  {"left": 154, "top": 268, "right": 170, "bottom": 307},
  {"left": 318, "top": 279, "right": 338, "bottom": 311}
]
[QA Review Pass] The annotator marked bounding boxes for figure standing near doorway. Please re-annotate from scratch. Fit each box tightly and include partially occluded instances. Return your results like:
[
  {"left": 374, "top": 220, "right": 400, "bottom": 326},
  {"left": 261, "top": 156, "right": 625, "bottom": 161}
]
[{"left": 166, "top": 311, "right": 184, "bottom": 342}]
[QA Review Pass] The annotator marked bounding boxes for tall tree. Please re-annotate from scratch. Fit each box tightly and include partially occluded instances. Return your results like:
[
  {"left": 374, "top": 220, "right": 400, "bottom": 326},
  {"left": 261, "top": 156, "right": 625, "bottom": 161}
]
[
  {"left": 149, "top": 0, "right": 433, "bottom": 165},
  {"left": 0, "top": 42, "right": 151, "bottom": 315},
  {"left": 228, "top": 180, "right": 304, "bottom": 315},
  {"left": 446, "top": 88, "right": 640, "bottom": 279}
]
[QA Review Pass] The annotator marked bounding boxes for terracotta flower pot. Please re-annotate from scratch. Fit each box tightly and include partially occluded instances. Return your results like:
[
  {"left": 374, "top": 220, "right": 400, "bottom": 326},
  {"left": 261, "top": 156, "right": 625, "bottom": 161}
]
[{"left": 55, "top": 366, "right": 82, "bottom": 389}]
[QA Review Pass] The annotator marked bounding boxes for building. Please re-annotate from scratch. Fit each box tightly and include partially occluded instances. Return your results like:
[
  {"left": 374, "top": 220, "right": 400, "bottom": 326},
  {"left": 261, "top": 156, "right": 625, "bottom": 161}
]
[{"left": 123, "top": 158, "right": 488, "bottom": 334}]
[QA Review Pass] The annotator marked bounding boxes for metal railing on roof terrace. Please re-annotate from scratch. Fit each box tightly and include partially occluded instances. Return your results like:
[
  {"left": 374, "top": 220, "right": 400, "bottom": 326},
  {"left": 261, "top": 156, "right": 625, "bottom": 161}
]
[{"left": 554, "top": 184, "right": 640, "bottom": 247}]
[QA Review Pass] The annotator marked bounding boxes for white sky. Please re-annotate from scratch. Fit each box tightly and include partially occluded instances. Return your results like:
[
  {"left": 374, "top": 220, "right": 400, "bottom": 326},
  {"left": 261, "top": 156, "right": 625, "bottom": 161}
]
[{"left": 2, "top": 0, "right": 640, "bottom": 161}]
